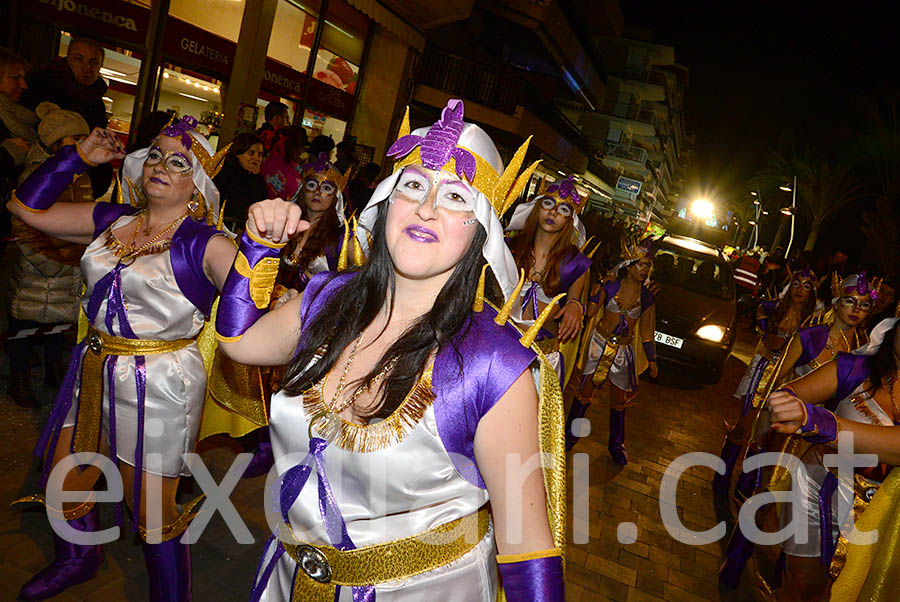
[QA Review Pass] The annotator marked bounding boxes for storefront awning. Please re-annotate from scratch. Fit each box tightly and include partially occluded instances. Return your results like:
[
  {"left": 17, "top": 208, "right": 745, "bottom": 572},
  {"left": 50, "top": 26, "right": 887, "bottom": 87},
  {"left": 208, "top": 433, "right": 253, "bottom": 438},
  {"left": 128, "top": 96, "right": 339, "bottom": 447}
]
[{"left": 347, "top": 0, "right": 425, "bottom": 51}]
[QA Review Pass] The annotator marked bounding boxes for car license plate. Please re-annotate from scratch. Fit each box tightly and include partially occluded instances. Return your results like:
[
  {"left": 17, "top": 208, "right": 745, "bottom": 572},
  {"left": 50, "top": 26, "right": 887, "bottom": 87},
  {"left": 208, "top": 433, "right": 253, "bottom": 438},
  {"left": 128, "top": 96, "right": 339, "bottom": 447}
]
[{"left": 655, "top": 331, "right": 684, "bottom": 349}]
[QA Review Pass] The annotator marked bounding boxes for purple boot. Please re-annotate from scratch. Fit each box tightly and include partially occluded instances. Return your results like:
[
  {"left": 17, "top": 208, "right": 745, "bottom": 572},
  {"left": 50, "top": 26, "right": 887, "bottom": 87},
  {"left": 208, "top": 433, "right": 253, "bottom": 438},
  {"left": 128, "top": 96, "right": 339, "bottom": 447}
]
[
  {"left": 18, "top": 507, "right": 104, "bottom": 601},
  {"left": 565, "top": 397, "right": 592, "bottom": 451},
  {"left": 608, "top": 408, "right": 628, "bottom": 466},
  {"left": 718, "top": 524, "right": 754, "bottom": 589},
  {"left": 713, "top": 437, "right": 741, "bottom": 496},
  {"left": 243, "top": 427, "right": 274, "bottom": 479},
  {"left": 143, "top": 537, "right": 192, "bottom": 602}
]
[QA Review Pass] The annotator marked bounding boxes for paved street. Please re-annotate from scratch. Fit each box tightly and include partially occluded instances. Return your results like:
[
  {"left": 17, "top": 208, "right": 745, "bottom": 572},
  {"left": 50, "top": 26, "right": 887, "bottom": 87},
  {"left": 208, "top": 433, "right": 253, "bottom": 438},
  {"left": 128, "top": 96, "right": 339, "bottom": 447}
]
[{"left": 1, "top": 316, "right": 767, "bottom": 601}]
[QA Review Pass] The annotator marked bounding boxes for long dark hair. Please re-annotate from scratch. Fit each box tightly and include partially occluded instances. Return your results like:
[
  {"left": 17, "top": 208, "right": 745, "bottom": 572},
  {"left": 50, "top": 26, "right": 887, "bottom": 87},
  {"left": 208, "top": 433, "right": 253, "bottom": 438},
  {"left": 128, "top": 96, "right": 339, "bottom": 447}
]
[
  {"left": 868, "top": 320, "right": 899, "bottom": 394},
  {"left": 282, "top": 201, "right": 499, "bottom": 421},
  {"left": 287, "top": 201, "right": 342, "bottom": 269},
  {"left": 508, "top": 203, "right": 577, "bottom": 296},
  {"left": 227, "top": 132, "right": 262, "bottom": 158}
]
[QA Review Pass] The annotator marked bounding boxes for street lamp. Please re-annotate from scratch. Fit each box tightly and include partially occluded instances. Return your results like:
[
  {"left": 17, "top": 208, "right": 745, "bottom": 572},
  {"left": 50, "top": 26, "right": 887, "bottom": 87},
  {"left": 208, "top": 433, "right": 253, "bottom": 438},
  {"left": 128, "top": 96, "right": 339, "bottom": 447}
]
[
  {"left": 690, "top": 199, "right": 714, "bottom": 219},
  {"left": 780, "top": 207, "right": 793, "bottom": 216},
  {"left": 779, "top": 183, "right": 792, "bottom": 192}
]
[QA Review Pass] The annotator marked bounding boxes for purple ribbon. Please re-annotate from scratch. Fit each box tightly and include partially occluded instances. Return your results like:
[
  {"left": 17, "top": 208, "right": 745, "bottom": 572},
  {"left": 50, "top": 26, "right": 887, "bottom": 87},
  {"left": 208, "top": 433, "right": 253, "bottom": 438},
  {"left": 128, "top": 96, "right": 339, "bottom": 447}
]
[
  {"left": 250, "top": 437, "right": 373, "bottom": 601},
  {"left": 740, "top": 357, "right": 769, "bottom": 418},
  {"left": 798, "top": 403, "right": 838, "bottom": 444},
  {"left": 818, "top": 472, "right": 839, "bottom": 567},
  {"left": 13, "top": 144, "right": 89, "bottom": 211},
  {"left": 497, "top": 555, "right": 565, "bottom": 601}
]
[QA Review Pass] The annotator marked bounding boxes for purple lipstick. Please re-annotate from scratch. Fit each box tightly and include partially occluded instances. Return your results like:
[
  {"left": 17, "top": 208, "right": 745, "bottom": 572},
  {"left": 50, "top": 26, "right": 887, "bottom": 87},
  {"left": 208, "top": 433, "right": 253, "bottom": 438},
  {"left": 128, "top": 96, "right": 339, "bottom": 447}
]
[
  {"left": 149, "top": 177, "right": 167, "bottom": 185},
  {"left": 403, "top": 224, "right": 439, "bottom": 243}
]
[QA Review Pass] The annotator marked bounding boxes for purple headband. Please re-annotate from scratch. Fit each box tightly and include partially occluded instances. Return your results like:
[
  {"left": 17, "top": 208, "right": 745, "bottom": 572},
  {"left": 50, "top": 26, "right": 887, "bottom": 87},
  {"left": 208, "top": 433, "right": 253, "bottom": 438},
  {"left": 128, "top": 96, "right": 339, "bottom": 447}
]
[
  {"left": 160, "top": 115, "right": 198, "bottom": 150},
  {"left": 302, "top": 152, "right": 332, "bottom": 174},
  {"left": 544, "top": 175, "right": 583, "bottom": 207},
  {"left": 387, "top": 99, "right": 476, "bottom": 182}
]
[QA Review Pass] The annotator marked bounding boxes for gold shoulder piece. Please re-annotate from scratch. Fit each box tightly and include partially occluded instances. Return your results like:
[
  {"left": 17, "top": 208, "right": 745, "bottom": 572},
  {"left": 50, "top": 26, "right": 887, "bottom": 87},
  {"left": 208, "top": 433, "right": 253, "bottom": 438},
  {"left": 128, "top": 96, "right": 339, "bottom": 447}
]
[
  {"left": 217, "top": 200, "right": 226, "bottom": 231},
  {"left": 233, "top": 252, "right": 280, "bottom": 309},
  {"left": 587, "top": 240, "right": 603, "bottom": 259},
  {"left": 520, "top": 294, "right": 566, "bottom": 347},
  {"left": 351, "top": 215, "right": 366, "bottom": 266},
  {"left": 115, "top": 170, "right": 125, "bottom": 204},
  {"left": 473, "top": 263, "right": 489, "bottom": 312},
  {"left": 209, "top": 143, "right": 231, "bottom": 179},
  {"left": 500, "top": 159, "right": 542, "bottom": 218},
  {"left": 495, "top": 269, "right": 525, "bottom": 326},
  {"left": 338, "top": 219, "right": 351, "bottom": 271},
  {"left": 579, "top": 236, "right": 595, "bottom": 254},
  {"left": 494, "top": 136, "right": 532, "bottom": 214}
]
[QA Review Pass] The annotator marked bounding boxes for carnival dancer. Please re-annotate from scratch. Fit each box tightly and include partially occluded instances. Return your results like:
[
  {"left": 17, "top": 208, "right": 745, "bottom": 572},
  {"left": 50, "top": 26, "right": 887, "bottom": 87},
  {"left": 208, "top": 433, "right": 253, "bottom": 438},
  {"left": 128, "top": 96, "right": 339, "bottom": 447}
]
[
  {"left": 9, "top": 117, "right": 236, "bottom": 601},
  {"left": 717, "top": 272, "right": 874, "bottom": 589},
  {"left": 565, "top": 237, "right": 657, "bottom": 460},
  {"left": 763, "top": 317, "right": 900, "bottom": 601},
  {"left": 714, "top": 267, "right": 818, "bottom": 496},
  {"left": 216, "top": 99, "right": 565, "bottom": 600},
  {"left": 505, "top": 174, "right": 591, "bottom": 384},
  {"left": 240, "top": 152, "right": 352, "bottom": 479}
]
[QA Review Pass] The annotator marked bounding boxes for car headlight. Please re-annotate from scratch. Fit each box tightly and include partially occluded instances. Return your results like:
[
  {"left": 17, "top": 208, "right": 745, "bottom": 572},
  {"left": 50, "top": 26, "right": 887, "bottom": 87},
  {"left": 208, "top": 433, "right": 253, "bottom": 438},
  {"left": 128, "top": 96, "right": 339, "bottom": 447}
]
[{"left": 696, "top": 325, "right": 725, "bottom": 342}]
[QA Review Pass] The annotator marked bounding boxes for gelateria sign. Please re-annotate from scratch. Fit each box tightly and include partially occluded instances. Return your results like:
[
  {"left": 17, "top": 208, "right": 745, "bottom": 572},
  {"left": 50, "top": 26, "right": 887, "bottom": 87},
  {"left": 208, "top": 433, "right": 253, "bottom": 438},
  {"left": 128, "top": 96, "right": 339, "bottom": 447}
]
[{"left": 31, "top": 0, "right": 356, "bottom": 120}]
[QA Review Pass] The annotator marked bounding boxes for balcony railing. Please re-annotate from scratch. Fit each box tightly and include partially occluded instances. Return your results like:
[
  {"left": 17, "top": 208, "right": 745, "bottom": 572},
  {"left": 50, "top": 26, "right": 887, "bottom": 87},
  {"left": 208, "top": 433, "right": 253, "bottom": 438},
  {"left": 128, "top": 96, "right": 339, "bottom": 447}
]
[
  {"left": 419, "top": 46, "right": 524, "bottom": 114},
  {"left": 604, "top": 142, "right": 647, "bottom": 165}
]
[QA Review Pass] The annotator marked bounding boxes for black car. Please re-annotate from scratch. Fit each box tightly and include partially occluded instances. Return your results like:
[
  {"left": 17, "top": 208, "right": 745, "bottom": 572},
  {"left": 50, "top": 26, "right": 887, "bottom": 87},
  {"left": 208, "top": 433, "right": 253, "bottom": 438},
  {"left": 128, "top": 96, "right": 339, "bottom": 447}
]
[{"left": 651, "top": 235, "right": 737, "bottom": 383}]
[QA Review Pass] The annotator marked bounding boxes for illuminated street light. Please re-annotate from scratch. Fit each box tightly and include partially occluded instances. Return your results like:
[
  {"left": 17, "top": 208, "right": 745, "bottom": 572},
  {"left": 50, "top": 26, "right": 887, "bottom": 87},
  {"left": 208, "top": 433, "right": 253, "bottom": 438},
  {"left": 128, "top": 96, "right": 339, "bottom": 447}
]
[
  {"left": 750, "top": 191, "right": 757, "bottom": 196},
  {"left": 780, "top": 207, "right": 793, "bottom": 216},
  {"left": 690, "top": 199, "right": 714, "bottom": 218},
  {"left": 748, "top": 220, "right": 757, "bottom": 226},
  {"left": 779, "top": 184, "right": 792, "bottom": 192},
  {"left": 762, "top": 210, "right": 769, "bottom": 215},
  {"left": 753, "top": 199, "right": 760, "bottom": 205}
]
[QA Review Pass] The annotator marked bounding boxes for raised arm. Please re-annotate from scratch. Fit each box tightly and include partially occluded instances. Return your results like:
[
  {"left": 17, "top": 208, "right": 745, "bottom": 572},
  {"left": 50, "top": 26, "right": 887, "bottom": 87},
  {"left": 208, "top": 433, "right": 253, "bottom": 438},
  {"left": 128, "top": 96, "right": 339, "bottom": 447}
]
[
  {"left": 7, "top": 128, "right": 125, "bottom": 244},
  {"left": 215, "top": 199, "right": 309, "bottom": 366},
  {"left": 475, "top": 370, "right": 563, "bottom": 600}
]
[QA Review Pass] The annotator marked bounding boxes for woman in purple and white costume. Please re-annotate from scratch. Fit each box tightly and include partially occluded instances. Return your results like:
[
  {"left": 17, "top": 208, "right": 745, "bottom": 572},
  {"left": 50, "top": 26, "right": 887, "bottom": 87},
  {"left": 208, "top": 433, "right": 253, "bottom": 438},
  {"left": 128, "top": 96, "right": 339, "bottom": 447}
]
[
  {"left": 762, "top": 317, "right": 900, "bottom": 601},
  {"left": 8, "top": 118, "right": 236, "bottom": 601},
  {"left": 506, "top": 174, "right": 591, "bottom": 384},
  {"left": 564, "top": 237, "right": 657, "bottom": 458},
  {"left": 216, "top": 100, "right": 565, "bottom": 600}
]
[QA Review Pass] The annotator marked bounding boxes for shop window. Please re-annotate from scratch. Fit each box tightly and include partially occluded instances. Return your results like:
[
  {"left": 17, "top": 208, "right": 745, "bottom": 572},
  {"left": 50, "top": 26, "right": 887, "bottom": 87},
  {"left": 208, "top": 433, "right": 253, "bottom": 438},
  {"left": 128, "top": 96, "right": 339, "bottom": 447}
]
[
  {"left": 156, "top": 66, "right": 224, "bottom": 144},
  {"left": 302, "top": 108, "right": 346, "bottom": 145},
  {"left": 167, "top": 0, "right": 244, "bottom": 43}
]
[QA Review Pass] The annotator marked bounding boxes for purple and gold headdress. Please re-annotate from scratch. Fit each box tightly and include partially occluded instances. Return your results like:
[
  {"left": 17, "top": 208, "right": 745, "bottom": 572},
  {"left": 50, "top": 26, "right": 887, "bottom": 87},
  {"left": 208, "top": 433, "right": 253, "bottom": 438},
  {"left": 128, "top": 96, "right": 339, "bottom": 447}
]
[
  {"left": 300, "top": 152, "right": 352, "bottom": 192},
  {"left": 831, "top": 271, "right": 880, "bottom": 301},
  {"left": 537, "top": 175, "right": 586, "bottom": 215}
]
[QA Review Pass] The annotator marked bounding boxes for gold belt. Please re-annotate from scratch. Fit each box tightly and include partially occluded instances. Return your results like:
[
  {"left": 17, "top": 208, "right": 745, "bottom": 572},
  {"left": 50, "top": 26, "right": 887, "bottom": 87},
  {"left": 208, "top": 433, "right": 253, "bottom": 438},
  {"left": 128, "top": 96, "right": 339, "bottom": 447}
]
[
  {"left": 536, "top": 337, "right": 560, "bottom": 355},
  {"left": 830, "top": 473, "right": 882, "bottom": 579},
  {"left": 285, "top": 507, "right": 489, "bottom": 598},
  {"left": 595, "top": 323, "right": 633, "bottom": 346},
  {"left": 73, "top": 327, "right": 194, "bottom": 453}
]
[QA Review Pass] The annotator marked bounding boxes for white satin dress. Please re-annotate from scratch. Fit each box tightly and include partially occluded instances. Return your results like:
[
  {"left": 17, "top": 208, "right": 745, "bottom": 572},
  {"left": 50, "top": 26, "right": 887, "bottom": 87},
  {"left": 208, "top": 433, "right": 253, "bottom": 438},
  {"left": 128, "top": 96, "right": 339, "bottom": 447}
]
[
  {"left": 62, "top": 214, "right": 208, "bottom": 477},
  {"left": 254, "top": 371, "right": 497, "bottom": 601}
]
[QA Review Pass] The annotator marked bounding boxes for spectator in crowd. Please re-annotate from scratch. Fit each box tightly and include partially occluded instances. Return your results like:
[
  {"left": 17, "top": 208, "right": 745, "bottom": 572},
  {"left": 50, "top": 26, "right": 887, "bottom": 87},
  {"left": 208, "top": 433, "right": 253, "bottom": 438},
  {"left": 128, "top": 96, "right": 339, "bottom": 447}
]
[
  {"left": 214, "top": 132, "right": 268, "bottom": 231},
  {"left": 758, "top": 246, "right": 786, "bottom": 298},
  {"left": 334, "top": 138, "right": 357, "bottom": 174},
  {"left": 260, "top": 125, "right": 308, "bottom": 201},
  {"left": 255, "top": 101, "right": 289, "bottom": 153},
  {"left": 21, "top": 37, "right": 113, "bottom": 198},
  {"left": 734, "top": 249, "right": 761, "bottom": 320},
  {"left": 0, "top": 47, "right": 38, "bottom": 249},
  {"left": 308, "top": 133, "right": 334, "bottom": 160},
  {"left": 346, "top": 160, "right": 380, "bottom": 215},
  {"left": 7, "top": 103, "right": 91, "bottom": 407}
]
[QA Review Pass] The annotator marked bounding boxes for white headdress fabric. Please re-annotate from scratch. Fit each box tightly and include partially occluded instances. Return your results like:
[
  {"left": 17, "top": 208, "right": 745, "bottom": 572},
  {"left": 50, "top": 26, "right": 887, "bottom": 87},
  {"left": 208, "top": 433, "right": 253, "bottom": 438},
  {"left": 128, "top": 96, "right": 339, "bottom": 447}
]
[
  {"left": 121, "top": 131, "right": 221, "bottom": 218},
  {"left": 356, "top": 123, "right": 520, "bottom": 301},
  {"left": 853, "top": 317, "right": 900, "bottom": 356},
  {"left": 505, "top": 198, "right": 587, "bottom": 247}
]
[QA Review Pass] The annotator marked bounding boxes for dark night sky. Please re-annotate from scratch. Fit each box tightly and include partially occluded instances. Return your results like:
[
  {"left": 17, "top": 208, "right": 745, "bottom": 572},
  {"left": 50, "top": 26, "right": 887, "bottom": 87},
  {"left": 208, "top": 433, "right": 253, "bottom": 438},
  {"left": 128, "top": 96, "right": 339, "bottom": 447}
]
[{"left": 619, "top": 1, "right": 900, "bottom": 257}]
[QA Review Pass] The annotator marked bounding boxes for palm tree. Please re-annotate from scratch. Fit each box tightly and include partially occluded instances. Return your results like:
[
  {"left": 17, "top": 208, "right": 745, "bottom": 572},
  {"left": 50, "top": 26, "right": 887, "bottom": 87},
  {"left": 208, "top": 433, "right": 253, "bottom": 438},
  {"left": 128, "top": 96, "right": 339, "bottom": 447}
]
[{"left": 755, "top": 148, "right": 869, "bottom": 252}]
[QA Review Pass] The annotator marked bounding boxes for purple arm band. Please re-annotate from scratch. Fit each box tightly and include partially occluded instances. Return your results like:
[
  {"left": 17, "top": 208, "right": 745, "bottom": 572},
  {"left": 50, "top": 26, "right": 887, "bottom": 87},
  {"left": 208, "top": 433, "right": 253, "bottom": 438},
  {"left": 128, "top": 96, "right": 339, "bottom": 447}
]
[
  {"left": 642, "top": 340, "right": 656, "bottom": 362},
  {"left": 12, "top": 144, "right": 91, "bottom": 211},
  {"left": 215, "top": 231, "right": 283, "bottom": 342},
  {"left": 497, "top": 554, "right": 564, "bottom": 601},
  {"left": 798, "top": 403, "right": 838, "bottom": 444}
]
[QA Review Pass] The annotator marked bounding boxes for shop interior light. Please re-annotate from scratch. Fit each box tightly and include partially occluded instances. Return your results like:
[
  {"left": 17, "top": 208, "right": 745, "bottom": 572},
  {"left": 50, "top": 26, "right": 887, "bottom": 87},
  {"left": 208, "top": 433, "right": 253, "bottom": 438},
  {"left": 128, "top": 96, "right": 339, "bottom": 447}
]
[
  {"left": 103, "top": 74, "right": 135, "bottom": 85},
  {"left": 213, "top": 87, "right": 220, "bottom": 94},
  {"left": 162, "top": 72, "right": 170, "bottom": 78},
  {"left": 102, "top": 96, "right": 113, "bottom": 102},
  {"left": 184, "top": 78, "right": 191, "bottom": 85},
  {"left": 100, "top": 67, "right": 127, "bottom": 77},
  {"left": 178, "top": 92, "right": 208, "bottom": 102}
]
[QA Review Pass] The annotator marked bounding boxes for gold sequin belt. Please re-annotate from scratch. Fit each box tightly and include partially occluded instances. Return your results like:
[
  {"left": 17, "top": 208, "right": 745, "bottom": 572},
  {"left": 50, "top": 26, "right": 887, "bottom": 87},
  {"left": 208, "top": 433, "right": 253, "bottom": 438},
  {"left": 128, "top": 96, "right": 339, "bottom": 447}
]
[
  {"left": 830, "top": 473, "right": 883, "bottom": 579},
  {"left": 284, "top": 506, "right": 489, "bottom": 597},
  {"left": 595, "top": 323, "right": 633, "bottom": 346},
  {"left": 73, "top": 327, "right": 195, "bottom": 454}
]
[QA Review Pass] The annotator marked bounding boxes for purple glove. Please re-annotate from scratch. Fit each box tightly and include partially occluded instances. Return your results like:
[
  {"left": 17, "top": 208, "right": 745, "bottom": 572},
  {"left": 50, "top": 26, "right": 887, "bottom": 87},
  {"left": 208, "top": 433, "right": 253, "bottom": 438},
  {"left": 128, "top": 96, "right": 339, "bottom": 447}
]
[
  {"left": 798, "top": 403, "right": 838, "bottom": 444},
  {"left": 642, "top": 340, "right": 656, "bottom": 362},
  {"left": 215, "top": 230, "right": 283, "bottom": 342},
  {"left": 12, "top": 144, "right": 92, "bottom": 212},
  {"left": 497, "top": 549, "right": 564, "bottom": 601}
]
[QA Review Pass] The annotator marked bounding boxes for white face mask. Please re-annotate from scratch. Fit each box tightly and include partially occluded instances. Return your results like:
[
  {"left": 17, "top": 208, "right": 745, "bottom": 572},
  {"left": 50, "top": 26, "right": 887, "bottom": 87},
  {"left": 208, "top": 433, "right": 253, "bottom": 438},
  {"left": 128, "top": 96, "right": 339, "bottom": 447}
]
[{"left": 393, "top": 167, "right": 477, "bottom": 214}]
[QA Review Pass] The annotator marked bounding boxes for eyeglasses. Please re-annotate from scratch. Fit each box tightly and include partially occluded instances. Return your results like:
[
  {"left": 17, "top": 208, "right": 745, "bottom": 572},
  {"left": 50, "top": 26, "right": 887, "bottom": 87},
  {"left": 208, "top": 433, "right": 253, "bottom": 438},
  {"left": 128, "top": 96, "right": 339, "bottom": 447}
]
[
  {"left": 539, "top": 197, "right": 574, "bottom": 218},
  {"left": 790, "top": 280, "right": 814, "bottom": 291},
  {"left": 304, "top": 178, "right": 337, "bottom": 195},
  {"left": 146, "top": 147, "right": 193, "bottom": 175},
  {"left": 839, "top": 296, "right": 872, "bottom": 312}
]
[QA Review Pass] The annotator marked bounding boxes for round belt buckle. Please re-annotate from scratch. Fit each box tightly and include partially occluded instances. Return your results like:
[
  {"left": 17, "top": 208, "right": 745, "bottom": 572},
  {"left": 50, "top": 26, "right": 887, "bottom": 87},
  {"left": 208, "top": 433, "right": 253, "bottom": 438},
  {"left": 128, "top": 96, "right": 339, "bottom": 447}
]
[
  {"left": 88, "top": 333, "right": 102, "bottom": 355},
  {"left": 864, "top": 487, "right": 877, "bottom": 503},
  {"left": 297, "top": 544, "right": 331, "bottom": 583}
]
